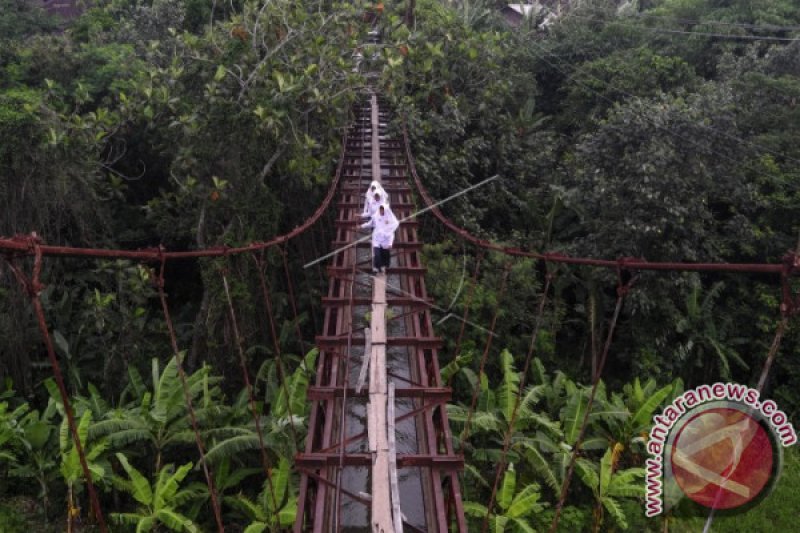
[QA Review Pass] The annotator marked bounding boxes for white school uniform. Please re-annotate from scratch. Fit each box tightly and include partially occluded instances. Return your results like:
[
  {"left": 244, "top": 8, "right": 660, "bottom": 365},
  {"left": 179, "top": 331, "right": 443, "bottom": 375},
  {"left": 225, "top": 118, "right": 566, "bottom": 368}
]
[
  {"left": 361, "top": 180, "right": 389, "bottom": 217},
  {"left": 361, "top": 205, "right": 399, "bottom": 248}
]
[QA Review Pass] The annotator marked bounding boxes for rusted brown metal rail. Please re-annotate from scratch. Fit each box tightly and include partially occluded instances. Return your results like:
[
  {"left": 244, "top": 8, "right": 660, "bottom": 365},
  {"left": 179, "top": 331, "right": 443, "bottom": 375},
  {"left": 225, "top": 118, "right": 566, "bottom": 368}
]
[{"left": 295, "top": 95, "right": 466, "bottom": 532}]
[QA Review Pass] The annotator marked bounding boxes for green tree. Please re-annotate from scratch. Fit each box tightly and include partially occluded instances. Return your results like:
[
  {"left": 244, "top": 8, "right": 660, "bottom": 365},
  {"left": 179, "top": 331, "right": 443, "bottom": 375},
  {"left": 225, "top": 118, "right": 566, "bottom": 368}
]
[
  {"left": 592, "top": 377, "right": 682, "bottom": 456},
  {"left": 0, "top": 0, "right": 57, "bottom": 41}
]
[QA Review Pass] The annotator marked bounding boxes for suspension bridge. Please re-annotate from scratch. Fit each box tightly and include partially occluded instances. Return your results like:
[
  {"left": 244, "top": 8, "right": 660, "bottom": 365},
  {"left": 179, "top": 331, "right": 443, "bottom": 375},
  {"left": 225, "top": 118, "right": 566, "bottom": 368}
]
[
  {"left": 294, "top": 93, "right": 465, "bottom": 532},
  {"left": 1, "top": 10, "right": 798, "bottom": 533}
]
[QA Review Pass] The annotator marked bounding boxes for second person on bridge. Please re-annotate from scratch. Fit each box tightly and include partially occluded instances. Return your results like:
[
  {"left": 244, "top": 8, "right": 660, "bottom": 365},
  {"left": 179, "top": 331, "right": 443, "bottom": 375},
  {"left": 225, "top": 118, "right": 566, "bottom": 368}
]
[
  {"left": 361, "top": 180, "right": 389, "bottom": 219},
  {"left": 361, "top": 202, "right": 399, "bottom": 274}
]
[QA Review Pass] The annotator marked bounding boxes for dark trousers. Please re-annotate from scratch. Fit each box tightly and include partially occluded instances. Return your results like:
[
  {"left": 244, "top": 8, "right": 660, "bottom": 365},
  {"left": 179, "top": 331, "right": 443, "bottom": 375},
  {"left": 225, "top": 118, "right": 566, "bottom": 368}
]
[{"left": 373, "top": 247, "right": 391, "bottom": 270}]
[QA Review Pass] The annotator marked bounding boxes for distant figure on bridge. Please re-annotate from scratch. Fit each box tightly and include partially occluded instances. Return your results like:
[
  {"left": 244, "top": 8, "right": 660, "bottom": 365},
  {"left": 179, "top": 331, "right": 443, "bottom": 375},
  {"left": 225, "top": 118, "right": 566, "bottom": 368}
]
[
  {"left": 361, "top": 180, "right": 388, "bottom": 218},
  {"left": 361, "top": 203, "right": 399, "bottom": 274}
]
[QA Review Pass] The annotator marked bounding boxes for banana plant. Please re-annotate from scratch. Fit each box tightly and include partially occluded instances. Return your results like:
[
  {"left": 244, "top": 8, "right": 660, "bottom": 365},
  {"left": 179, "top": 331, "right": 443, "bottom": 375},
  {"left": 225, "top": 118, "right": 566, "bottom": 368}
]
[
  {"left": 0, "top": 401, "right": 30, "bottom": 469},
  {"left": 90, "top": 355, "right": 224, "bottom": 473},
  {"left": 227, "top": 456, "right": 297, "bottom": 532},
  {"left": 111, "top": 453, "right": 201, "bottom": 532},
  {"left": 3, "top": 400, "right": 58, "bottom": 520},
  {"left": 575, "top": 446, "right": 645, "bottom": 532},
  {"left": 439, "top": 350, "right": 474, "bottom": 387},
  {"left": 675, "top": 282, "right": 747, "bottom": 383},
  {"left": 591, "top": 377, "right": 682, "bottom": 456},
  {"left": 463, "top": 463, "right": 545, "bottom": 532},
  {"left": 447, "top": 350, "right": 559, "bottom": 462},
  {"left": 203, "top": 348, "right": 318, "bottom": 464},
  {"left": 59, "top": 410, "right": 109, "bottom": 533}
]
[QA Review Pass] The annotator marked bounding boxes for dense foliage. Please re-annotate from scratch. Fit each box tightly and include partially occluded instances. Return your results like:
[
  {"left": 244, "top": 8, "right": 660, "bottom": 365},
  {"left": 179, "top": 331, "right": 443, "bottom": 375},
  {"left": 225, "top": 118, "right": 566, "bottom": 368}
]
[
  {"left": 2, "top": 0, "right": 800, "bottom": 531},
  {"left": 383, "top": 0, "right": 800, "bottom": 412}
]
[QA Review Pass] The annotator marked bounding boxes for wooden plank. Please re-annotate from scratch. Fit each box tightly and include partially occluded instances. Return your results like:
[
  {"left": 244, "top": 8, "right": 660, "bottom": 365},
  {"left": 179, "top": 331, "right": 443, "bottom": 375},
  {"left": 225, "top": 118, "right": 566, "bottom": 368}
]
[
  {"left": 389, "top": 383, "right": 403, "bottom": 533},
  {"left": 369, "top": 239, "right": 394, "bottom": 533},
  {"left": 356, "top": 326, "right": 371, "bottom": 395},
  {"left": 368, "top": 400, "right": 377, "bottom": 453},
  {"left": 371, "top": 93, "right": 381, "bottom": 183}
]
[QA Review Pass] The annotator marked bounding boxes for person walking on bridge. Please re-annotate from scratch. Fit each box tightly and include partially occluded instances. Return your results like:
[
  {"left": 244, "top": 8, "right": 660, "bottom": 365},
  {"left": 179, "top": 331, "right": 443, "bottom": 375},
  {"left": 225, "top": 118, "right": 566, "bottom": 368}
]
[
  {"left": 361, "top": 203, "right": 399, "bottom": 274},
  {"left": 361, "top": 180, "right": 389, "bottom": 218}
]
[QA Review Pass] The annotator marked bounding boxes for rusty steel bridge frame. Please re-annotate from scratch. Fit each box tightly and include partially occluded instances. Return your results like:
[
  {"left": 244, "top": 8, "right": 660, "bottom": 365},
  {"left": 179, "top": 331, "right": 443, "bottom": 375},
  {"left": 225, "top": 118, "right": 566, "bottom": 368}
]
[{"left": 294, "top": 95, "right": 467, "bottom": 532}]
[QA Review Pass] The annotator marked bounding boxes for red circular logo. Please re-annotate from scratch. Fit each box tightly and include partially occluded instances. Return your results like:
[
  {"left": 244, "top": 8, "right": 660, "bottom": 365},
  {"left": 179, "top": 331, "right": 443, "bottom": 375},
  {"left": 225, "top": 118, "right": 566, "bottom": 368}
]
[{"left": 671, "top": 407, "right": 774, "bottom": 510}]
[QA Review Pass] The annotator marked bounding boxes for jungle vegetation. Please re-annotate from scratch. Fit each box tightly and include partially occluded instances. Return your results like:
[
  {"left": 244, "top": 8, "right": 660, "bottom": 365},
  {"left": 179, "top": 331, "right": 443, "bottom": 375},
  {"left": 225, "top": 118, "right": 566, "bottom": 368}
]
[{"left": 1, "top": 0, "right": 800, "bottom": 531}]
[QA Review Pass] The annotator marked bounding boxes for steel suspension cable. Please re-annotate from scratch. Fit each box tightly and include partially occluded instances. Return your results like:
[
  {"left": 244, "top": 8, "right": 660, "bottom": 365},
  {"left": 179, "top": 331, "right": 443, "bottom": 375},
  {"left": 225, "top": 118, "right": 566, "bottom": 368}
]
[
  {"left": 220, "top": 270, "right": 279, "bottom": 516},
  {"left": 252, "top": 251, "right": 299, "bottom": 447},
  {"left": 4, "top": 244, "right": 109, "bottom": 533},
  {"left": 482, "top": 270, "right": 554, "bottom": 533},
  {"left": 311, "top": 224, "right": 327, "bottom": 287},
  {"left": 460, "top": 261, "right": 513, "bottom": 446},
  {"left": 155, "top": 257, "right": 225, "bottom": 532},
  {"left": 548, "top": 269, "right": 636, "bottom": 533},
  {"left": 757, "top": 314, "right": 790, "bottom": 394}
]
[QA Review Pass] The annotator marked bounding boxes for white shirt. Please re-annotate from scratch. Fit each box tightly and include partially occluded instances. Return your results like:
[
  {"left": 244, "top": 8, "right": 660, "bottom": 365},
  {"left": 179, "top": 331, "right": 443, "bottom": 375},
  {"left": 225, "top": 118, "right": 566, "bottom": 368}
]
[
  {"left": 362, "top": 194, "right": 385, "bottom": 218},
  {"left": 362, "top": 181, "right": 389, "bottom": 217},
  {"left": 361, "top": 207, "right": 399, "bottom": 248}
]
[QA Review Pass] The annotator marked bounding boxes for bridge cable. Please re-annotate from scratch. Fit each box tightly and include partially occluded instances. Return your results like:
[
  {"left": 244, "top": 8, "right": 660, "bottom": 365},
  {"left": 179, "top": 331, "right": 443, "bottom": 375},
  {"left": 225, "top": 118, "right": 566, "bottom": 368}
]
[
  {"left": 702, "top": 251, "right": 799, "bottom": 531},
  {"left": 155, "top": 254, "right": 225, "bottom": 532},
  {"left": 3, "top": 242, "right": 109, "bottom": 533},
  {"left": 460, "top": 261, "right": 513, "bottom": 447},
  {"left": 294, "top": 238, "right": 321, "bottom": 334},
  {"left": 449, "top": 248, "right": 486, "bottom": 384},
  {"left": 482, "top": 269, "right": 555, "bottom": 533},
  {"left": 220, "top": 269, "right": 280, "bottom": 520},
  {"left": 282, "top": 244, "right": 308, "bottom": 357},
  {"left": 548, "top": 266, "right": 637, "bottom": 533},
  {"left": 252, "top": 250, "right": 299, "bottom": 447}
]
